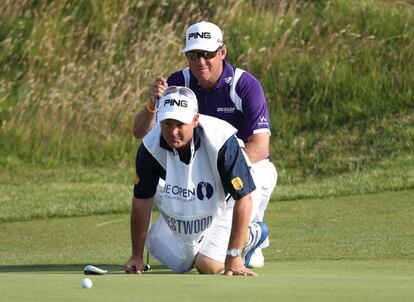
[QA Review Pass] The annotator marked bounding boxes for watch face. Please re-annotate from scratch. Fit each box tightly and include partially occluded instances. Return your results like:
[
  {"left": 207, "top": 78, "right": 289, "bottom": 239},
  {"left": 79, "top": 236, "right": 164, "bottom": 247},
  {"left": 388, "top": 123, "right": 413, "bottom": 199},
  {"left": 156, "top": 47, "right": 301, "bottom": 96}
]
[{"left": 227, "top": 249, "right": 241, "bottom": 257}]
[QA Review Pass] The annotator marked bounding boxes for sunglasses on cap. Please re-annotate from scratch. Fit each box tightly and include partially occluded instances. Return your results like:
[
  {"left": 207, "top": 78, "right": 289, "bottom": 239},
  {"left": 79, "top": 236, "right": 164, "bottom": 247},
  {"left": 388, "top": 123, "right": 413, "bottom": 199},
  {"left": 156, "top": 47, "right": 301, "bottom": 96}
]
[
  {"left": 185, "top": 47, "right": 222, "bottom": 61},
  {"left": 161, "top": 86, "right": 197, "bottom": 99}
]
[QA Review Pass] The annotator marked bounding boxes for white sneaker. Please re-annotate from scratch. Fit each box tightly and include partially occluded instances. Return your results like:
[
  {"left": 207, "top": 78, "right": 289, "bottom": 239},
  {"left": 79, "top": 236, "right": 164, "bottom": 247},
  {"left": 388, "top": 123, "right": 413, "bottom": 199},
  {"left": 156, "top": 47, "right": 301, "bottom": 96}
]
[
  {"left": 242, "top": 221, "right": 268, "bottom": 267},
  {"left": 247, "top": 248, "right": 265, "bottom": 268}
]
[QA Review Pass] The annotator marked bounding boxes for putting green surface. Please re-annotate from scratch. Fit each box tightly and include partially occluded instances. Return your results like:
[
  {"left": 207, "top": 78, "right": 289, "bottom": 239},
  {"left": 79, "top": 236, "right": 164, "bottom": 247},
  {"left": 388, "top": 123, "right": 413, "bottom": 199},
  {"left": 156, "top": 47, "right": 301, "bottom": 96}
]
[
  {"left": 1, "top": 190, "right": 413, "bottom": 301},
  {"left": 1, "top": 261, "right": 413, "bottom": 302}
]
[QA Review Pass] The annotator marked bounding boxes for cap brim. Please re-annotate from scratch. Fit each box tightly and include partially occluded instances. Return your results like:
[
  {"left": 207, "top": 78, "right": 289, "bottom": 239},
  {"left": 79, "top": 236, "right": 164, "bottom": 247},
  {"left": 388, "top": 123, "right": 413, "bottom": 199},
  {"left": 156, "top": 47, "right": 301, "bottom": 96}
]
[
  {"left": 182, "top": 42, "right": 220, "bottom": 53},
  {"left": 157, "top": 112, "right": 195, "bottom": 124}
]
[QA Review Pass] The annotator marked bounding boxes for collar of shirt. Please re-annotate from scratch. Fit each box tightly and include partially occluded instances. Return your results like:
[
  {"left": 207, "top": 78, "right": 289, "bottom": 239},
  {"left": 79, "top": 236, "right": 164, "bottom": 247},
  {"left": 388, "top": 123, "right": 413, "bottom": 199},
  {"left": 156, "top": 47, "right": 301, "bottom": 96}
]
[
  {"left": 215, "top": 60, "right": 235, "bottom": 89},
  {"left": 193, "top": 60, "right": 235, "bottom": 91}
]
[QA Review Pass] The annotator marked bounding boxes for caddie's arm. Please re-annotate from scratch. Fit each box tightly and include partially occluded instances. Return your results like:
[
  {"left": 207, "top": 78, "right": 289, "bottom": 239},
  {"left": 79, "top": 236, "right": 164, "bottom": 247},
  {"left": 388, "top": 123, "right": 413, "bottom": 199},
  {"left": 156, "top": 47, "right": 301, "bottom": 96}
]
[
  {"left": 224, "top": 193, "right": 257, "bottom": 276},
  {"left": 133, "top": 76, "right": 168, "bottom": 138},
  {"left": 124, "top": 196, "right": 154, "bottom": 274}
]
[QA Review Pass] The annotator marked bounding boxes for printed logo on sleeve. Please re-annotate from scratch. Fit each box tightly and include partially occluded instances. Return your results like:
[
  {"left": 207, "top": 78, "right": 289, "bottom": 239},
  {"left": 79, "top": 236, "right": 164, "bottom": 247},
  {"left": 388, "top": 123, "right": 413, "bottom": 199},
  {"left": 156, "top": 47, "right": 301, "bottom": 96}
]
[
  {"left": 134, "top": 174, "right": 140, "bottom": 185},
  {"left": 231, "top": 177, "right": 244, "bottom": 190},
  {"left": 258, "top": 116, "right": 269, "bottom": 127}
]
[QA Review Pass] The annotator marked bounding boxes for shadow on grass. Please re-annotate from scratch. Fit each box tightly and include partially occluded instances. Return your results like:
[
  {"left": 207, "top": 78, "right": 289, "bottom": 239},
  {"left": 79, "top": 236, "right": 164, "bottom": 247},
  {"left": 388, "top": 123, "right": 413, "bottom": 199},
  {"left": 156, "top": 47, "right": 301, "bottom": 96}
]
[{"left": 0, "top": 264, "right": 180, "bottom": 274}]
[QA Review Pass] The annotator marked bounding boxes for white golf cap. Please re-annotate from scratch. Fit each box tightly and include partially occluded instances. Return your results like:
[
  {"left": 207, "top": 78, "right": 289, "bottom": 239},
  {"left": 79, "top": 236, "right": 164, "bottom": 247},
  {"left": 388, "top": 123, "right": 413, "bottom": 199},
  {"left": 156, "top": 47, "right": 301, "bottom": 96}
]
[
  {"left": 182, "top": 21, "right": 224, "bottom": 52},
  {"left": 156, "top": 86, "right": 198, "bottom": 124}
]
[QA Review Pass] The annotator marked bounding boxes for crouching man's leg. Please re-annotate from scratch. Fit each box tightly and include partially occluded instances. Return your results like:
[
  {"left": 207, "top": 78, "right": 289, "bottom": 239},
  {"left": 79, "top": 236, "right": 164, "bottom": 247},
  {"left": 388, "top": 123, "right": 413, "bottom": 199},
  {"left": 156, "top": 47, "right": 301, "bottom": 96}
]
[
  {"left": 146, "top": 217, "right": 197, "bottom": 273},
  {"left": 195, "top": 200, "right": 265, "bottom": 276},
  {"left": 195, "top": 253, "right": 224, "bottom": 274}
]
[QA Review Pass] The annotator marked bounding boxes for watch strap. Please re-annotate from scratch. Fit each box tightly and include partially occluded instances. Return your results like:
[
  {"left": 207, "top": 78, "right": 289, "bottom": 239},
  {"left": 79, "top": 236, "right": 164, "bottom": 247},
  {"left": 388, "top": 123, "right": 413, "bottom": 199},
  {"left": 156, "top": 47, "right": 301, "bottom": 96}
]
[{"left": 226, "top": 248, "right": 242, "bottom": 257}]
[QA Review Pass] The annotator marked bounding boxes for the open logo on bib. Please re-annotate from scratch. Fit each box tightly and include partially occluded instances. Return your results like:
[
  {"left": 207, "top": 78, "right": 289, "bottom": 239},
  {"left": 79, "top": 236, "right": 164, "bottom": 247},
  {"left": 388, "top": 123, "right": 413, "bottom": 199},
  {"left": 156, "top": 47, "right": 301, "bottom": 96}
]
[{"left": 196, "top": 182, "right": 213, "bottom": 200}]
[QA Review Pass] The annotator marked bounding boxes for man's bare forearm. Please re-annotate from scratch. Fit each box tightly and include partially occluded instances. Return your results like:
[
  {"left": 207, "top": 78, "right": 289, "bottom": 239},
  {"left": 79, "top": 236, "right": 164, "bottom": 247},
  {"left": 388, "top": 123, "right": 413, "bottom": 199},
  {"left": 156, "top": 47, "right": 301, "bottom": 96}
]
[
  {"left": 130, "top": 196, "right": 154, "bottom": 256},
  {"left": 132, "top": 106, "right": 155, "bottom": 139},
  {"left": 227, "top": 194, "right": 252, "bottom": 252},
  {"left": 243, "top": 133, "right": 270, "bottom": 163}
]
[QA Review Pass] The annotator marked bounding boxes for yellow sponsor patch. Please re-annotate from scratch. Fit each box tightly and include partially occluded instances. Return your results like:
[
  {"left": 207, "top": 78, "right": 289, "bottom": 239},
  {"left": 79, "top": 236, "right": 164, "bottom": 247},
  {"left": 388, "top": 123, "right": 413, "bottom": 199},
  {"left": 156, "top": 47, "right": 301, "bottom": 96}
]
[
  {"left": 231, "top": 177, "right": 244, "bottom": 190},
  {"left": 134, "top": 174, "right": 140, "bottom": 185}
]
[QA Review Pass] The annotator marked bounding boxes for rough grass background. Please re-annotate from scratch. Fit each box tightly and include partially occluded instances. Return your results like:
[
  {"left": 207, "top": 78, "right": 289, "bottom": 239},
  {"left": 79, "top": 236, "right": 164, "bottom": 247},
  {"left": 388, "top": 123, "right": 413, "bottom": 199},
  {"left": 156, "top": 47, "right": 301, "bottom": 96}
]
[{"left": 0, "top": 0, "right": 413, "bottom": 183}]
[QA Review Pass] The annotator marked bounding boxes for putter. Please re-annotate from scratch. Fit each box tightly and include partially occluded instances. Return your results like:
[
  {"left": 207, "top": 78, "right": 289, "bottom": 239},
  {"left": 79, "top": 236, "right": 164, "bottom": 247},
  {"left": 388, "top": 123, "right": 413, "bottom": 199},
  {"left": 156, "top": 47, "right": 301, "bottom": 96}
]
[
  {"left": 83, "top": 264, "right": 150, "bottom": 275},
  {"left": 83, "top": 265, "right": 108, "bottom": 275}
]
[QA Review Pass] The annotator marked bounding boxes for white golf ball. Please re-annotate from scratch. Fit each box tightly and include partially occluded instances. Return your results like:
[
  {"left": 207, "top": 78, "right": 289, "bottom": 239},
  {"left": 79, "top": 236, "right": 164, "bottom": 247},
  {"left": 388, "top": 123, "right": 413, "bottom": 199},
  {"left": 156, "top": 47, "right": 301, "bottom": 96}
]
[{"left": 81, "top": 277, "right": 93, "bottom": 289}]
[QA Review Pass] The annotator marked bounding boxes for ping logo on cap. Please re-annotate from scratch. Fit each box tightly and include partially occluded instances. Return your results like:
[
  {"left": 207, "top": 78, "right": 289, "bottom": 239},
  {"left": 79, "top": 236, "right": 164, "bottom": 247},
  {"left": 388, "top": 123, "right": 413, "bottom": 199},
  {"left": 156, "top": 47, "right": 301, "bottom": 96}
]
[
  {"left": 163, "top": 99, "right": 188, "bottom": 108},
  {"left": 189, "top": 32, "right": 211, "bottom": 40}
]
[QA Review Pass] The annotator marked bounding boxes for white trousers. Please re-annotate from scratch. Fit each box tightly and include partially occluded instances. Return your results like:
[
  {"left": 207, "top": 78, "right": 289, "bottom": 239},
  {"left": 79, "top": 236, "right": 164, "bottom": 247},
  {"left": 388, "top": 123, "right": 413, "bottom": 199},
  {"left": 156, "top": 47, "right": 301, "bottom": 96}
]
[
  {"left": 146, "top": 159, "right": 277, "bottom": 273},
  {"left": 146, "top": 198, "right": 239, "bottom": 273}
]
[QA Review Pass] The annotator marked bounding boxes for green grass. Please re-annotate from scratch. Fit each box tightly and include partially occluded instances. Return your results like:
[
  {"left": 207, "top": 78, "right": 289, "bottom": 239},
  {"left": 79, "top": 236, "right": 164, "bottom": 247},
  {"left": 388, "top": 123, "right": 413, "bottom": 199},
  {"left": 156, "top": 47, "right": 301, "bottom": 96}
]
[
  {"left": 0, "top": 166, "right": 133, "bottom": 222},
  {"left": 0, "top": 214, "right": 131, "bottom": 265},
  {"left": 1, "top": 191, "right": 413, "bottom": 301},
  {"left": 1, "top": 191, "right": 413, "bottom": 266},
  {"left": 271, "top": 191, "right": 414, "bottom": 261},
  {"left": 0, "top": 162, "right": 413, "bottom": 301},
  {"left": 1, "top": 1, "right": 413, "bottom": 299},
  {"left": 1, "top": 152, "right": 413, "bottom": 222},
  {"left": 1, "top": 261, "right": 413, "bottom": 302}
]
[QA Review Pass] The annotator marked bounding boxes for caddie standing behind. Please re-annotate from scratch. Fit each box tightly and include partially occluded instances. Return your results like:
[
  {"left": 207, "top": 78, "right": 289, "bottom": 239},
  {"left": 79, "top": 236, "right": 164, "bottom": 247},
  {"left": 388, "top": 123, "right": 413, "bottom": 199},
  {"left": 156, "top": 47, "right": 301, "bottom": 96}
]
[
  {"left": 133, "top": 21, "right": 277, "bottom": 267},
  {"left": 124, "top": 86, "right": 268, "bottom": 275}
]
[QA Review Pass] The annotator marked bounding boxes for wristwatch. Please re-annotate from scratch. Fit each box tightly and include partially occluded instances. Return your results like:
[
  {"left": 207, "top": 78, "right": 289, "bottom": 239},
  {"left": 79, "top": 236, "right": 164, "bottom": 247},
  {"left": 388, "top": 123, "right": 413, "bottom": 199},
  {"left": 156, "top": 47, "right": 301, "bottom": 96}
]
[{"left": 226, "top": 249, "right": 242, "bottom": 257}]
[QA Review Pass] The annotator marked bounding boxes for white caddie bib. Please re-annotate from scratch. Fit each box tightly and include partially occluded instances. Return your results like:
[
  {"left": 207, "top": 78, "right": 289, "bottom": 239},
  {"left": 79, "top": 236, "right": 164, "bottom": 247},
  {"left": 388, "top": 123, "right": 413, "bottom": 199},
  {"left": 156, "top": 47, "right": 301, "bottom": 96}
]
[
  {"left": 157, "top": 143, "right": 220, "bottom": 243},
  {"left": 143, "top": 115, "right": 237, "bottom": 244}
]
